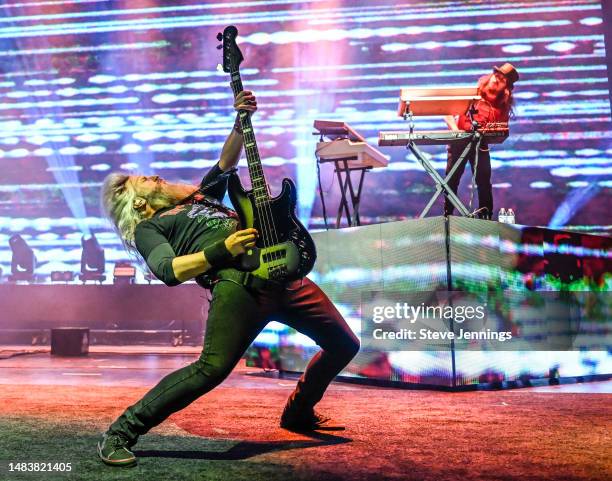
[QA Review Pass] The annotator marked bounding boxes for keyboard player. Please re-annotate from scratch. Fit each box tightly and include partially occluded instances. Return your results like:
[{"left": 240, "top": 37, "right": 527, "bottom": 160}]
[{"left": 443, "top": 63, "right": 519, "bottom": 219}]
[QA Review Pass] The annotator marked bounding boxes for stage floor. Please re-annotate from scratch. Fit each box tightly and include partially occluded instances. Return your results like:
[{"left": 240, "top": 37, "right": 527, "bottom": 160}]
[{"left": 0, "top": 351, "right": 610, "bottom": 481}]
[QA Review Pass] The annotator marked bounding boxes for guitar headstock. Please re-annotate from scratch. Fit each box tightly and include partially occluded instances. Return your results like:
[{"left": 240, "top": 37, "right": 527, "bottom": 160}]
[{"left": 216, "top": 25, "right": 243, "bottom": 73}]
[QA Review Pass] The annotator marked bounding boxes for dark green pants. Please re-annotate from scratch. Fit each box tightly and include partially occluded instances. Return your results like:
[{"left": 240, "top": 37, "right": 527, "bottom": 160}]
[{"left": 108, "top": 274, "right": 360, "bottom": 445}]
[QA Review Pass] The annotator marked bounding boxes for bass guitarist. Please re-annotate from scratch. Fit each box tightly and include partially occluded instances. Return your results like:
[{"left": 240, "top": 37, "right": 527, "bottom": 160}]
[{"left": 97, "top": 89, "right": 360, "bottom": 467}]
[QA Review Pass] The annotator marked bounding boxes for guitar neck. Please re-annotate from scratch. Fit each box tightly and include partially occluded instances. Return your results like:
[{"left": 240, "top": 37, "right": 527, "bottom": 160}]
[{"left": 229, "top": 71, "right": 269, "bottom": 201}]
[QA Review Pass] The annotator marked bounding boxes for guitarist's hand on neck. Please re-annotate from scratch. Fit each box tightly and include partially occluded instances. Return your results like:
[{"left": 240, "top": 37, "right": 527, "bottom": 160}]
[
  {"left": 219, "top": 90, "right": 258, "bottom": 172},
  {"left": 234, "top": 89, "right": 257, "bottom": 115}
]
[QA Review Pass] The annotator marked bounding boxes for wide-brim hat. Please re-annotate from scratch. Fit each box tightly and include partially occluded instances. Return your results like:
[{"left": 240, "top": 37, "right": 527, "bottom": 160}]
[{"left": 493, "top": 62, "right": 519, "bottom": 87}]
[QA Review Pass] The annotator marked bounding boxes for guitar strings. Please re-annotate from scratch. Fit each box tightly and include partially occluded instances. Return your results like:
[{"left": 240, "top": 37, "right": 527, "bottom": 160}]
[
  {"left": 231, "top": 73, "right": 281, "bottom": 276},
  {"left": 248, "top": 137, "right": 282, "bottom": 276}
]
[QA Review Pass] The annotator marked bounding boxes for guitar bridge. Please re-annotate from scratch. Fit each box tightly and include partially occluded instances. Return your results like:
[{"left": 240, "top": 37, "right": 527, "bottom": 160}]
[{"left": 269, "top": 265, "right": 288, "bottom": 280}]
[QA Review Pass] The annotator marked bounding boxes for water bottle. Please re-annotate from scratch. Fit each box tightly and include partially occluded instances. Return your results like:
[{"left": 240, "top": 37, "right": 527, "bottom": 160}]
[
  {"left": 498, "top": 208, "right": 507, "bottom": 223},
  {"left": 507, "top": 208, "right": 515, "bottom": 224}
]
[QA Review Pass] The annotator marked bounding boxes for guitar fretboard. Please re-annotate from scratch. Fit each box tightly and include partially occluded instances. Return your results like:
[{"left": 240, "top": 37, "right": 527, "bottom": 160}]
[{"left": 229, "top": 71, "right": 269, "bottom": 204}]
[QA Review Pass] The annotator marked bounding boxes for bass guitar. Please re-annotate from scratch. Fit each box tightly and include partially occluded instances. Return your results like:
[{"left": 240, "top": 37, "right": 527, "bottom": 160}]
[{"left": 217, "top": 25, "right": 316, "bottom": 282}]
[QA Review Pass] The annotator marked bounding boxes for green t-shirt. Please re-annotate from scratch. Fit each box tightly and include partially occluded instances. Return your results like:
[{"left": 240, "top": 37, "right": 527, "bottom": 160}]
[{"left": 134, "top": 163, "right": 239, "bottom": 285}]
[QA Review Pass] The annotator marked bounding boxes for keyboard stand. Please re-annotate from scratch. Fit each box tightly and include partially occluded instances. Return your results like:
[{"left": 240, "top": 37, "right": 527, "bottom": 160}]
[
  {"left": 314, "top": 121, "right": 388, "bottom": 228},
  {"left": 393, "top": 87, "right": 490, "bottom": 218},
  {"left": 319, "top": 156, "right": 369, "bottom": 228},
  {"left": 407, "top": 131, "right": 482, "bottom": 218}
]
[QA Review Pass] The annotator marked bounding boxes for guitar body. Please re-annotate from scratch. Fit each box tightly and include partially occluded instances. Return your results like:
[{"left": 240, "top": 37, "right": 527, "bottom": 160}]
[
  {"left": 228, "top": 172, "right": 316, "bottom": 281},
  {"left": 218, "top": 25, "right": 317, "bottom": 282}
]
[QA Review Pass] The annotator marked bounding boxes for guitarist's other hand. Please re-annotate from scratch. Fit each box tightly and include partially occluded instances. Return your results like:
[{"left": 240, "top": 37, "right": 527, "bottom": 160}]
[
  {"left": 224, "top": 228, "right": 258, "bottom": 256},
  {"left": 234, "top": 89, "right": 258, "bottom": 114}
]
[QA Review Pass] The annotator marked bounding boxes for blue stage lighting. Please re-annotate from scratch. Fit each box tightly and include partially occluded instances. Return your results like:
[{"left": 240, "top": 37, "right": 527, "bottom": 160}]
[
  {"left": 79, "top": 234, "right": 106, "bottom": 283},
  {"left": 9, "top": 234, "right": 36, "bottom": 282}
]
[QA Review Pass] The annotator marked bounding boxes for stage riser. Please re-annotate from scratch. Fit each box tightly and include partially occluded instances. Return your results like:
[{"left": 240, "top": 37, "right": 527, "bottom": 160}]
[
  {"left": 0, "top": 284, "right": 206, "bottom": 346},
  {"left": 0, "top": 329, "right": 189, "bottom": 347},
  {"left": 255, "top": 216, "right": 611, "bottom": 388}
]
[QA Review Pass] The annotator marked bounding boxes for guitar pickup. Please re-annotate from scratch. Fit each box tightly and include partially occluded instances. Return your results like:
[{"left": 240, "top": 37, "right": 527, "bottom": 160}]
[{"left": 263, "top": 250, "right": 287, "bottom": 263}]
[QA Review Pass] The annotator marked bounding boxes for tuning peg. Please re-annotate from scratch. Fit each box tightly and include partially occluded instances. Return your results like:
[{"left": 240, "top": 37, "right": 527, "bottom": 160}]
[
  {"left": 216, "top": 45, "right": 222, "bottom": 50},
  {"left": 216, "top": 32, "right": 223, "bottom": 41}
]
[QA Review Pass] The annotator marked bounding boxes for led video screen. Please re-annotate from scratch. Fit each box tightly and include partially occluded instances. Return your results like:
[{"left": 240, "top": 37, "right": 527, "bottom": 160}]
[
  {"left": 246, "top": 217, "right": 611, "bottom": 387},
  {"left": 0, "top": 0, "right": 610, "bottom": 279}
]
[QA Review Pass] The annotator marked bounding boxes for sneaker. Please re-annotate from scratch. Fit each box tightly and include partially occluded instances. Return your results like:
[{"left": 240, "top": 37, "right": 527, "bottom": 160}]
[
  {"left": 280, "top": 407, "right": 344, "bottom": 432},
  {"left": 97, "top": 433, "right": 137, "bottom": 467}
]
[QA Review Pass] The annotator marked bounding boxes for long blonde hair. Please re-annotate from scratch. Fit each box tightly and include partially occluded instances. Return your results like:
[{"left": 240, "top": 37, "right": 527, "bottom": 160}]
[{"left": 101, "top": 173, "right": 146, "bottom": 255}]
